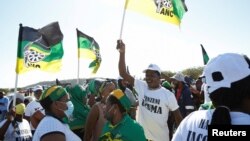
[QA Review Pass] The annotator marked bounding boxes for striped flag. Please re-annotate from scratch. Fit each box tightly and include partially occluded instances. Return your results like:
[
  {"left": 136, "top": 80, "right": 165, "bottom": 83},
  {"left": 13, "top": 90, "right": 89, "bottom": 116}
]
[
  {"left": 125, "top": 0, "right": 187, "bottom": 26},
  {"left": 16, "top": 22, "right": 64, "bottom": 74},
  {"left": 77, "top": 29, "right": 101, "bottom": 74},
  {"left": 201, "top": 44, "right": 209, "bottom": 65}
]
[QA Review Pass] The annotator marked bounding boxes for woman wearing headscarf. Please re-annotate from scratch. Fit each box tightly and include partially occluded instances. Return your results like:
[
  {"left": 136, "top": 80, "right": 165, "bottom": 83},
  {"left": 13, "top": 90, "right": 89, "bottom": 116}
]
[
  {"left": 66, "top": 84, "right": 90, "bottom": 140},
  {"left": 32, "top": 85, "right": 81, "bottom": 141}
]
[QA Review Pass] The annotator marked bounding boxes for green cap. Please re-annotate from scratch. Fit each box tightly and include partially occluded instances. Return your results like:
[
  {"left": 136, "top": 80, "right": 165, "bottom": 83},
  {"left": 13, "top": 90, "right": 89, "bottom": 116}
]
[{"left": 111, "top": 89, "right": 131, "bottom": 111}]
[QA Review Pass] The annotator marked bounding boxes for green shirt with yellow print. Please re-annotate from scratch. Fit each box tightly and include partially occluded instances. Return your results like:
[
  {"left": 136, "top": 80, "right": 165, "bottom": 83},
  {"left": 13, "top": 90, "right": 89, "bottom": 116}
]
[{"left": 99, "top": 114, "right": 146, "bottom": 141}]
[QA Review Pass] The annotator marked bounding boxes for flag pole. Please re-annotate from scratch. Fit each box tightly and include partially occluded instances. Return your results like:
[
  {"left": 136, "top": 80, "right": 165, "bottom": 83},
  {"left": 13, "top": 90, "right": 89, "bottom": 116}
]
[
  {"left": 119, "top": 0, "right": 128, "bottom": 39},
  {"left": 13, "top": 73, "right": 19, "bottom": 107},
  {"left": 76, "top": 28, "right": 80, "bottom": 84},
  {"left": 77, "top": 57, "right": 80, "bottom": 84},
  {"left": 13, "top": 23, "right": 23, "bottom": 107}
]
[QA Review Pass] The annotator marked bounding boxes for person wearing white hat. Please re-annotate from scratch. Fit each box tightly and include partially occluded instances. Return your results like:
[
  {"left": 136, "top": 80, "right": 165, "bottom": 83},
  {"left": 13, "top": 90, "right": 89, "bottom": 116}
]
[
  {"left": 117, "top": 40, "right": 183, "bottom": 141},
  {"left": 24, "top": 85, "right": 45, "bottom": 135},
  {"left": 170, "top": 72, "right": 195, "bottom": 118},
  {"left": 172, "top": 53, "right": 250, "bottom": 141}
]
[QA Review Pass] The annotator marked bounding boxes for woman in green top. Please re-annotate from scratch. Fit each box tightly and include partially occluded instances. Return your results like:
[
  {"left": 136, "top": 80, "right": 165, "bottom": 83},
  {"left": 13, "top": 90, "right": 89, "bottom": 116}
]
[
  {"left": 66, "top": 84, "right": 90, "bottom": 140},
  {"left": 99, "top": 89, "right": 146, "bottom": 141}
]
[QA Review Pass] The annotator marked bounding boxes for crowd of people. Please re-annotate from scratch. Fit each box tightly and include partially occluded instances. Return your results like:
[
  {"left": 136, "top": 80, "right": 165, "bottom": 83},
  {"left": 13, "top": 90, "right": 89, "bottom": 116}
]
[{"left": 0, "top": 40, "right": 249, "bottom": 141}]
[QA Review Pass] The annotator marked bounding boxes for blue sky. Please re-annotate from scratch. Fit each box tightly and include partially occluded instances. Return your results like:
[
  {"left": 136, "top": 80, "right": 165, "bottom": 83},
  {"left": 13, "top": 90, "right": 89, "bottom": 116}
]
[{"left": 0, "top": 0, "right": 250, "bottom": 88}]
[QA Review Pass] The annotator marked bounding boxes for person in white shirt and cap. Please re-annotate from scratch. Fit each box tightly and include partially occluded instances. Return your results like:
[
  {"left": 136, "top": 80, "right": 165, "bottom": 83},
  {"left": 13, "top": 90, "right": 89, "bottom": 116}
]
[
  {"left": 24, "top": 85, "right": 45, "bottom": 135},
  {"left": 117, "top": 39, "right": 183, "bottom": 141},
  {"left": 172, "top": 53, "right": 250, "bottom": 141},
  {"left": 170, "top": 72, "right": 195, "bottom": 118}
]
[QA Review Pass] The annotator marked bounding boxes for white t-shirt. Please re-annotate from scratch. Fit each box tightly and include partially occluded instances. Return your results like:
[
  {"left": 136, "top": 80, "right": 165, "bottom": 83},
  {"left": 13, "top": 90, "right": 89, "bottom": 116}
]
[
  {"left": 33, "top": 116, "right": 81, "bottom": 141},
  {"left": 172, "top": 110, "right": 250, "bottom": 141},
  {"left": 24, "top": 100, "right": 44, "bottom": 130},
  {"left": 0, "top": 119, "right": 32, "bottom": 141},
  {"left": 134, "top": 79, "right": 179, "bottom": 141}
]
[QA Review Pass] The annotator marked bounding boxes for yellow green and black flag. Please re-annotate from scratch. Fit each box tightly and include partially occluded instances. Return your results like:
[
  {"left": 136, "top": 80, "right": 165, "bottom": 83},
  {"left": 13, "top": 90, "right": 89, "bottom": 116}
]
[
  {"left": 77, "top": 29, "right": 101, "bottom": 74},
  {"left": 15, "top": 22, "right": 64, "bottom": 74},
  {"left": 201, "top": 44, "right": 209, "bottom": 65},
  {"left": 125, "top": 0, "right": 187, "bottom": 26}
]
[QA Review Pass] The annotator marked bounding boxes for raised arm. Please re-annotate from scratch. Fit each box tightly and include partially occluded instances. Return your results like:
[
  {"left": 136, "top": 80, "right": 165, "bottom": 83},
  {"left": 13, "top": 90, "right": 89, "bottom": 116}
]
[{"left": 117, "top": 40, "right": 134, "bottom": 86}]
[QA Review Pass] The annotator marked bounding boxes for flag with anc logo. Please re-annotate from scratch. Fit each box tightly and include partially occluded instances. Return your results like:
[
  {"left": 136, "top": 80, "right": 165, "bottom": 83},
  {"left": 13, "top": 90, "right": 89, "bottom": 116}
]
[
  {"left": 125, "top": 0, "right": 187, "bottom": 26},
  {"left": 77, "top": 29, "right": 101, "bottom": 74},
  {"left": 16, "top": 22, "right": 64, "bottom": 74},
  {"left": 201, "top": 44, "right": 209, "bottom": 65}
]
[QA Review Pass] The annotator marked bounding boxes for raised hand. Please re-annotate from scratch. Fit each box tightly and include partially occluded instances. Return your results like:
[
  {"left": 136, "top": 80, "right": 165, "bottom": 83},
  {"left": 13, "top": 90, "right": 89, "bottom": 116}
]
[{"left": 116, "top": 39, "right": 125, "bottom": 53}]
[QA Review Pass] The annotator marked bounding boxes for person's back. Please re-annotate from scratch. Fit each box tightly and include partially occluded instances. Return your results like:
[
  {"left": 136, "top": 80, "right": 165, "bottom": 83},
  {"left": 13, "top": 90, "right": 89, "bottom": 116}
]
[{"left": 172, "top": 53, "right": 250, "bottom": 141}]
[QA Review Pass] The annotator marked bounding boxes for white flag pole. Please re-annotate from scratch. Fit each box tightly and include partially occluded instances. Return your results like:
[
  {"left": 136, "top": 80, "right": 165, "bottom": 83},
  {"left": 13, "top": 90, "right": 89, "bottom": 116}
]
[
  {"left": 119, "top": 0, "right": 128, "bottom": 39},
  {"left": 76, "top": 29, "right": 80, "bottom": 84},
  {"left": 13, "top": 74, "right": 18, "bottom": 107}
]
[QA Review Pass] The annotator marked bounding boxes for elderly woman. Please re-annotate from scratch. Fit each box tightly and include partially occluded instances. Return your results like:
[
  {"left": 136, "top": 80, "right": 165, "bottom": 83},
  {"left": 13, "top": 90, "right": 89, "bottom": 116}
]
[
  {"left": 84, "top": 79, "right": 116, "bottom": 141},
  {"left": 32, "top": 85, "right": 81, "bottom": 141}
]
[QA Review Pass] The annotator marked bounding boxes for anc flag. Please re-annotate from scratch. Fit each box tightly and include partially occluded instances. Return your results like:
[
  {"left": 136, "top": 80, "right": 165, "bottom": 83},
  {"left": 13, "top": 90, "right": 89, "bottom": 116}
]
[
  {"left": 201, "top": 44, "right": 209, "bottom": 65},
  {"left": 77, "top": 29, "right": 101, "bottom": 74},
  {"left": 125, "top": 0, "right": 187, "bottom": 26},
  {"left": 16, "top": 22, "right": 64, "bottom": 74}
]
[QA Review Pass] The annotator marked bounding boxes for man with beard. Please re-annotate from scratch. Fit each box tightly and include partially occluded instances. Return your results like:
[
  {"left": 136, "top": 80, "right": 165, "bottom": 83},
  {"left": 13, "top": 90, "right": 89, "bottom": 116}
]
[{"left": 116, "top": 40, "right": 183, "bottom": 141}]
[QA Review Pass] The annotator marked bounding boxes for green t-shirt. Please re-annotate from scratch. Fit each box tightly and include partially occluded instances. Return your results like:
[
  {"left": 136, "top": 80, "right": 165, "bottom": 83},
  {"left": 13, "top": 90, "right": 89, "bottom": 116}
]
[{"left": 99, "top": 114, "right": 146, "bottom": 141}]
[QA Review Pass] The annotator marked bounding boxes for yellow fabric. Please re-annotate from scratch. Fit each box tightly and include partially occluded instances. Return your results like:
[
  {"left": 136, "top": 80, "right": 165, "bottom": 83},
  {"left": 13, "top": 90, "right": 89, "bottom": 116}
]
[
  {"left": 15, "top": 103, "right": 26, "bottom": 115},
  {"left": 125, "top": 0, "right": 180, "bottom": 25},
  {"left": 78, "top": 48, "right": 96, "bottom": 59},
  {"left": 16, "top": 58, "right": 62, "bottom": 74},
  {"left": 111, "top": 89, "right": 124, "bottom": 99}
]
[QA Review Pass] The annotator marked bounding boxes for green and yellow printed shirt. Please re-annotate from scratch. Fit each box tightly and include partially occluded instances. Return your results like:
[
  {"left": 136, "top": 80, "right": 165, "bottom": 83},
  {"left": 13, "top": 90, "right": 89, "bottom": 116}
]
[{"left": 99, "top": 114, "right": 146, "bottom": 141}]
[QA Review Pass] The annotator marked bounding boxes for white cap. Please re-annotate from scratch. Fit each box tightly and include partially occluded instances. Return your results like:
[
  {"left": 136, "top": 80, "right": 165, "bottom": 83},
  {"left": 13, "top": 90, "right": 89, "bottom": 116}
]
[
  {"left": 33, "top": 85, "right": 43, "bottom": 92},
  {"left": 171, "top": 72, "right": 185, "bottom": 82},
  {"left": 202, "top": 53, "right": 250, "bottom": 94},
  {"left": 143, "top": 64, "right": 161, "bottom": 74}
]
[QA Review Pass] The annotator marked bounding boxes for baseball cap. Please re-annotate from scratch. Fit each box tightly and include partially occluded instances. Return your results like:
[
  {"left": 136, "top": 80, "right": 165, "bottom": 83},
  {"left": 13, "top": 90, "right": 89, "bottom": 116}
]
[
  {"left": 171, "top": 72, "right": 185, "bottom": 82},
  {"left": 33, "top": 85, "right": 43, "bottom": 92},
  {"left": 143, "top": 64, "right": 161, "bottom": 74},
  {"left": 110, "top": 89, "right": 131, "bottom": 111},
  {"left": 202, "top": 53, "right": 250, "bottom": 94}
]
